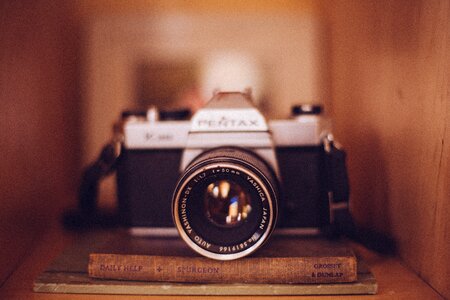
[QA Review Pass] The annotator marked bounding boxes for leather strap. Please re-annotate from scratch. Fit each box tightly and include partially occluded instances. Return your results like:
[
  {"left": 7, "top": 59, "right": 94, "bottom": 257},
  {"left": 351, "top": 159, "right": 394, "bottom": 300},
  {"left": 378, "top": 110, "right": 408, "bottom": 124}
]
[
  {"left": 62, "top": 142, "right": 121, "bottom": 230},
  {"left": 323, "top": 135, "right": 395, "bottom": 254}
]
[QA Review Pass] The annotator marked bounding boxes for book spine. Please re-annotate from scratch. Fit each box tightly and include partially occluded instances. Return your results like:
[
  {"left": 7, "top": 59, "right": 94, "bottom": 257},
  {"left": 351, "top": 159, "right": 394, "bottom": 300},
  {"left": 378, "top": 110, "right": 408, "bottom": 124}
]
[{"left": 88, "top": 254, "right": 357, "bottom": 284}]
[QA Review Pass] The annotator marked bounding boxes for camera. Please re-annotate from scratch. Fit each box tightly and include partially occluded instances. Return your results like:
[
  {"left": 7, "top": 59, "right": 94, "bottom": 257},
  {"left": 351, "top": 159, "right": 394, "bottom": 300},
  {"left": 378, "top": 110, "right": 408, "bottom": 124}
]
[{"left": 115, "top": 91, "right": 350, "bottom": 260}]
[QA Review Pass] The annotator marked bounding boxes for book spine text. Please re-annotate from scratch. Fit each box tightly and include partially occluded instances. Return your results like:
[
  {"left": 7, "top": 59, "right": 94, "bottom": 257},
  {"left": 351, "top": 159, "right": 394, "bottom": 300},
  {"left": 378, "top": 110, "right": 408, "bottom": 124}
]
[{"left": 88, "top": 254, "right": 357, "bottom": 284}]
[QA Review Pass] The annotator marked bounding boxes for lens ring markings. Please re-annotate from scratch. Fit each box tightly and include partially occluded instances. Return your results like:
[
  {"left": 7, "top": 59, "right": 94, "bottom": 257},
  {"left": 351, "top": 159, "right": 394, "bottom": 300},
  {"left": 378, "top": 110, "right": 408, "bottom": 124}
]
[{"left": 173, "top": 161, "right": 277, "bottom": 260}]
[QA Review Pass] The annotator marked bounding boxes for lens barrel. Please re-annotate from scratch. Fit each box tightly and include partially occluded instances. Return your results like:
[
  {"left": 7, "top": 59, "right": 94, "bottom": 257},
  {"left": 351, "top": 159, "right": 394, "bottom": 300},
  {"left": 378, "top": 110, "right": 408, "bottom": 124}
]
[{"left": 172, "top": 147, "right": 279, "bottom": 260}]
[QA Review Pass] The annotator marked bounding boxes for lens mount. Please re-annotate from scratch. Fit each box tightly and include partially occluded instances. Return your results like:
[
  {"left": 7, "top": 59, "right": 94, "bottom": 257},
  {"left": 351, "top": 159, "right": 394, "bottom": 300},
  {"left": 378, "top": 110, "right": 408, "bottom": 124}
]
[{"left": 172, "top": 147, "right": 278, "bottom": 260}]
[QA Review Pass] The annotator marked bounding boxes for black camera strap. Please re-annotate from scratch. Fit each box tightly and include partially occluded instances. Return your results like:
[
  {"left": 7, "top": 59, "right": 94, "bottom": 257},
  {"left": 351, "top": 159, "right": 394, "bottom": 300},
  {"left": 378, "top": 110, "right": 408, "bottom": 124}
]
[
  {"left": 324, "top": 135, "right": 356, "bottom": 241},
  {"left": 323, "top": 134, "right": 350, "bottom": 225},
  {"left": 63, "top": 141, "right": 122, "bottom": 230},
  {"left": 323, "top": 134, "right": 395, "bottom": 254}
]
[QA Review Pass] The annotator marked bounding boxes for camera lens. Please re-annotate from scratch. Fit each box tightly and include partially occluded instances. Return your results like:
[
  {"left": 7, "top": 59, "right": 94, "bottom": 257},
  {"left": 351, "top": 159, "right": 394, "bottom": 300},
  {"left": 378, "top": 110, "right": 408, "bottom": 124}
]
[
  {"left": 204, "top": 179, "right": 252, "bottom": 228},
  {"left": 172, "top": 147, "right": 278, "bottom": 260}
]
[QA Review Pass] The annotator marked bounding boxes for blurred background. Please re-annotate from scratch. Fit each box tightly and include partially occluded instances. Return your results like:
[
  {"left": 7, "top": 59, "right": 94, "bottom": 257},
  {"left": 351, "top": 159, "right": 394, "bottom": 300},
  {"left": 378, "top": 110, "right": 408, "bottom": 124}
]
[{"left": 0, "top": 0, "right": 448, "bottom": 298}]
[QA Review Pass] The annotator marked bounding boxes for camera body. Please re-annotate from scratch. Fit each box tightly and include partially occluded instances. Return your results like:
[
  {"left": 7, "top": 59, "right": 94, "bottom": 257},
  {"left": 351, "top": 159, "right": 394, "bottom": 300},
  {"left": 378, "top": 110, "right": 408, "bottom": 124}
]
[{"left": 116, "top": 92, "right": 345, "bottom": 238}]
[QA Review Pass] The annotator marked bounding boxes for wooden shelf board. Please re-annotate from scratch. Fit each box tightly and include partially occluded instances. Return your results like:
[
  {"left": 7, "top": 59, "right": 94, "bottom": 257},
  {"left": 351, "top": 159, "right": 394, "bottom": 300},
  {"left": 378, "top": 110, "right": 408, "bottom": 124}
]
[{"left": 0, "top": 225, "right": 444, "bottom": 299}]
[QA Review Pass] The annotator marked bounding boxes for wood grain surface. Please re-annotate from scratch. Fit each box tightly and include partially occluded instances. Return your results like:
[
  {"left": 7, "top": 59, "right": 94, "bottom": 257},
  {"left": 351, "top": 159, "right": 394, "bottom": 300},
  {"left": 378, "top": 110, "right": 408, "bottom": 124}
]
[
  {"left": 324, "top": 1, "right": 450, "bottom": 298},
  {"left": 0, "top": 1, "right": 81, "bottom": 286}
]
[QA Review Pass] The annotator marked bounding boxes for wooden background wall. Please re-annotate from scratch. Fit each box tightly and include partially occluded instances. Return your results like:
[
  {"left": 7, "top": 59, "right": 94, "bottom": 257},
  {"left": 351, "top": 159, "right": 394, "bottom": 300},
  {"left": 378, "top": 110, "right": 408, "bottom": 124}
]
[
  {"left": 0, "top": 1, "right": 80, "bottom": 286},
  {"left": 324, "top": 1, "right": 449, "bottom": 298}
]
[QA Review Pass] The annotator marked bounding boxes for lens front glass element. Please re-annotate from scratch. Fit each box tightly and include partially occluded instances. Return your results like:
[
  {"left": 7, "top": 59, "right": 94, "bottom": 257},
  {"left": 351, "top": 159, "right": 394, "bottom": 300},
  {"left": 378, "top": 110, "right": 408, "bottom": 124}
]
[{"left": 204, "top": 179, "right": 252, "bottom": 228}]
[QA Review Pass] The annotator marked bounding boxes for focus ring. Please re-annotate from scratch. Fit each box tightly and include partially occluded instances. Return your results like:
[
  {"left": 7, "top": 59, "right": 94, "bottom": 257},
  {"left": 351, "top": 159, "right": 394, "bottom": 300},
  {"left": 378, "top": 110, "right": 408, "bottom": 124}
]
[{"left": 185, "top": 147, "right": 279, "bottom": 195}]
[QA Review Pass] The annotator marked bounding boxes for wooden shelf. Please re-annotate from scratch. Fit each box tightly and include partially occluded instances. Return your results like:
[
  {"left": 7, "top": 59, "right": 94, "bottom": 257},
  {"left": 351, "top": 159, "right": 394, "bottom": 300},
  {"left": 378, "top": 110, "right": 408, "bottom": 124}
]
[
  {"left": 0, "top": 224, "right": 444, "bottom": 299},
  {"left": 2, "top": 1, "right": 448, "bottom": 298}
]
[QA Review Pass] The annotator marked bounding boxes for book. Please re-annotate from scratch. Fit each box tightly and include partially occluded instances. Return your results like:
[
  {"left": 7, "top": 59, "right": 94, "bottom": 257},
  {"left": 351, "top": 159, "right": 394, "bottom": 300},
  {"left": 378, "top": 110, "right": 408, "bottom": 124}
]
[
  {"left": 34, "top": 229, "right": 377, "bottom": 295},
  {"left": 88, "top": 242, "right": 357, "bottom": 284}
]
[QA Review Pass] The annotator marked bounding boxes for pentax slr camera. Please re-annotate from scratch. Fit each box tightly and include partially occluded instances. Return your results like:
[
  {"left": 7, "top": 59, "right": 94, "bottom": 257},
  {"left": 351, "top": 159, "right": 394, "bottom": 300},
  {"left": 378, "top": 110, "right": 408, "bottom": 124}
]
[
  {"left": 112, "top": 91, "right": 351, "bottom": 260},
  {"left": 115, "top": 92, "right": 348, "bottom": 260}
]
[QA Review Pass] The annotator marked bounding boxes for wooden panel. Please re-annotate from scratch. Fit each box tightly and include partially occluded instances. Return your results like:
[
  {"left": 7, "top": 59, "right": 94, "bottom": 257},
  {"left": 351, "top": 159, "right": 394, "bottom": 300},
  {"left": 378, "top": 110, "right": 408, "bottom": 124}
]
[
  {"left": 324, "top": 0, "right": 449, "bottom": 298},
  {"left": 0, "top": 1, "right": 80, "bottom": 286}
]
